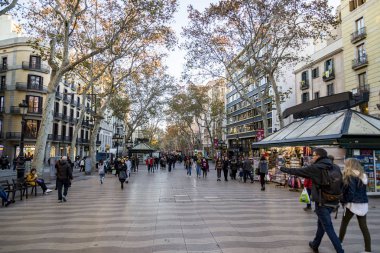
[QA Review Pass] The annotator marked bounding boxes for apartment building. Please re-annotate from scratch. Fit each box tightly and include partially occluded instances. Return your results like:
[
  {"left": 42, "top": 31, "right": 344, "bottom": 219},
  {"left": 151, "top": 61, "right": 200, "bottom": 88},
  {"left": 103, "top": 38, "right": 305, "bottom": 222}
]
[
  {"left": 0, "top": 15, "right": 99, "bottom": 160},
  {"left": 294, "top": 34, "right": 345, "bottom": 104},
  {"left": 341, "top": 0, "right": 380, "bottom": 116}
]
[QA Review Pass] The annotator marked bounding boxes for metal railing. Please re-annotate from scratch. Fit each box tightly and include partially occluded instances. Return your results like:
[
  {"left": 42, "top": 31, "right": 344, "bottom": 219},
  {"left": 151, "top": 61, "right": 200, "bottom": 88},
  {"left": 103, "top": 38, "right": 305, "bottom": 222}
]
[
  {"left": 352, "top": 54, "right": 368, "bottom": 70},
  {"left": 351, "top": 27, "right": 366, "bottom": 43},
  {"left": 21, "top": 61, "right": 50, "bottom": 74}
]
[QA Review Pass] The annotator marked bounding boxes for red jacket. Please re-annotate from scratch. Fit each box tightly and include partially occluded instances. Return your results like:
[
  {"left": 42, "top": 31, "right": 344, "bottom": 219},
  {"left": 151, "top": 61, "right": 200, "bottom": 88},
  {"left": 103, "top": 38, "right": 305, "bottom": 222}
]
[{"left": 303, "top": 178, "right": 312, "bottom": 189}]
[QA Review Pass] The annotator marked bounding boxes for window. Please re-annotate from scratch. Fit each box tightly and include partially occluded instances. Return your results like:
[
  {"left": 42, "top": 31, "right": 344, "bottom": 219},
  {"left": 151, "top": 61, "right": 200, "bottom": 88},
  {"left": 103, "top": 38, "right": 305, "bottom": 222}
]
[
  {"left": 70, "top": 108, "right": 74, "bottom": 118},
  {"left": 327, "top": 83, "right": 334, "bottom": 96},
  {"left": 61, "top": 125, "right": 66, "bottom": 137},
  {"left": 357, "top": 44, "right": 366, "bottom": 61},
  {"left": 325, "top": 59, "right": 333, "bottom": 71},
  {"left": 301, "top": 71, "right": 309, "bottom": 84},
  {"left": 312, "top": 68, "right": 319, "bottom": 78},
  {"left": 27, "top": 95, "right": 42, "bottom": 113},
  {"left": 63, "top": 106, "right": 67, "bottom": 116},
  {"left": 314, "top": 92, "right": 320, "bottom": 99},
  {"left": 28, "top": 75, "right": 43, "bottom": 89},
  {"left": 302, "top": 92, "right": 309, "bottom": 103},
  {"left": 29, "top": 55, "right": 41, "bottom": 69},
  {"left": 0, "top": 76, "right": 5, "bottom": 87},
  {"left": 356, "top": 17, "right": 364, "bottom": 32},
  {"left": 0, "top": 96, "right": 4, "bottom": 111},
  {"left": 358, "top": 72, "right": 368, "bottom": 91},
  {"left": 1, "top": 57, "right": 7, "bottom": 70},
  {"left": 25, "top": 120, "right": 40, "bottom": 138}
]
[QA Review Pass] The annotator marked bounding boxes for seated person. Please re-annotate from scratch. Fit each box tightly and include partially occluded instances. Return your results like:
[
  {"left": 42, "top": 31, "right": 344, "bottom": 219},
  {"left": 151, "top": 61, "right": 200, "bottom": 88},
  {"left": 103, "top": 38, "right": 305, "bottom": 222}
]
[
  {"left": 25, "top": 168, "right": 52, "bottom": 194},
  {"left": 0, "top": 185, "right": 14, "bottom": 207}
]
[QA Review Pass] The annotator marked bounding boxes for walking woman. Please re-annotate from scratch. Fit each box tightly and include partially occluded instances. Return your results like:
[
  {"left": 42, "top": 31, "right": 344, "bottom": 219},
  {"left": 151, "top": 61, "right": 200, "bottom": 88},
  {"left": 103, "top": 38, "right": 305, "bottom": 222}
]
[
  {"left": 339, "top": 158, "right": 371, "bottom": 253},
  {"left": 201, "top": 157, "right": 208, "bottom": 178},
  {"left": 98, "top": 160, "right": 105, "bottom": 184},
  {"left": 222, "top": 156, "right": 230, "bottom": 181},
  {"left": 215, "top": 157, "right": 223, "bottom": 181},
  {"left": 196, "top": 156, "right": 202, "bottom": 178},
  {"left": 258, "top": 155, "right": 268, "bottom": 191}
]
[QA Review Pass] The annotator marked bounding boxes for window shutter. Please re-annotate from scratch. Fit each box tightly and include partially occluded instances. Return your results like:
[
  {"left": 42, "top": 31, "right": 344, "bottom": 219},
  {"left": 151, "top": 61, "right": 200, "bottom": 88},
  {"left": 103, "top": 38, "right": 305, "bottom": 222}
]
[
  {"left": 349, "top": 0, "right": 354, "bottom": 11},
  {"left": 38, "top": 97, "right": 43, "bottom": 113},
  {"left": 27, "top": 75, "right": 31, "bottom": 86},
  {"left": 40, "top": 76, "right": 44, "bottom": 89}
]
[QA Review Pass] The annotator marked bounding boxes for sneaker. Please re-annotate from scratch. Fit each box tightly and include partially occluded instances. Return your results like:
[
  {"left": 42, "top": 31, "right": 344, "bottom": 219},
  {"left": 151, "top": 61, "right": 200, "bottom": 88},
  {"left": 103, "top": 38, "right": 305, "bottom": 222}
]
[
  {"left": 58, "top": 200, "right": 63, "bottom": 203},
  {"left": 46, "top": 189, "right": 52, "bottom": 193},
  {"left": 62, "top": 195, "right": 67, "bottom": 202},
  {"left": 308, "top": 241, "right": 319, "bottom": 253}
]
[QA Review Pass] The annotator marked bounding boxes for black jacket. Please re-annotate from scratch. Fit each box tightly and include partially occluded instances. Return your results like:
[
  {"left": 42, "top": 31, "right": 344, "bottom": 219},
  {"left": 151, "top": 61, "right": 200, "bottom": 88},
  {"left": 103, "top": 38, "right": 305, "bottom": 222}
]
[
  {"left": 56, "top": 160, "right": 73, "bottom": 180},
  {"left": 280, "top": 156, "right": 339, "bottom": 205}
]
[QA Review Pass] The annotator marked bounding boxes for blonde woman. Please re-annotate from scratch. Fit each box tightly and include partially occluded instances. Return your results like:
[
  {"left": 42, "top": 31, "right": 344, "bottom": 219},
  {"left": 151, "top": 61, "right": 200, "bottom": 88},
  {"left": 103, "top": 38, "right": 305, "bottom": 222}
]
[{"left": 339, "top": 158, "right": 371, "bottom": 253}]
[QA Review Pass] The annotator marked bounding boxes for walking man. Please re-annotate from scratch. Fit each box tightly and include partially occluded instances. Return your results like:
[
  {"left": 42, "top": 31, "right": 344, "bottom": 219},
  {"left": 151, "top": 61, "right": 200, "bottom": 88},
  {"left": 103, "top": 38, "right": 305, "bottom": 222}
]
[
  {"left": 280, "top": 148, "right": 344, "bottom": 253},
  {"left": 55, "top": 156, "right": 73, "bottom": 203},
  {"left": 242, "top": 156, "right": 254, "bottom": 183}
]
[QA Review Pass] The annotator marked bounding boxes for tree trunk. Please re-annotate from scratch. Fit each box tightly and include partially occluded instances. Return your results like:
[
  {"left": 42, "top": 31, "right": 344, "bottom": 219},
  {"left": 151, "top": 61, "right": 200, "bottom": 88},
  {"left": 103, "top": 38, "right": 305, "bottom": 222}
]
[
  {"left": 89, "top": 119, "right": 101, "bottom": 173},
  {"left": 268, "top": 74, "right": 284, "bottom": 129},
  {"left": 33, "top": 79, "right": 60, "bottom": 173}
]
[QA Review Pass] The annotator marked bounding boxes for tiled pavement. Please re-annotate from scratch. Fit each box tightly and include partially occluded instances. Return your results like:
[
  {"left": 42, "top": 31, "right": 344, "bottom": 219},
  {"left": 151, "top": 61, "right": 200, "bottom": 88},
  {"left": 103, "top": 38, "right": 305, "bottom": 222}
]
[{"left": 0, "top": 163, "right": 379, "bottom": 253}]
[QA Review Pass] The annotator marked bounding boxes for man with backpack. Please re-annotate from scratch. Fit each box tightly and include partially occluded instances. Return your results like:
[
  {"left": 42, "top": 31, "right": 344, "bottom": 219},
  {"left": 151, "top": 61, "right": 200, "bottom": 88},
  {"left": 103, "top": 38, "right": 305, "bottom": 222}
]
[{"left": 280, "top": 148, "right": 344, "bottom": 253}]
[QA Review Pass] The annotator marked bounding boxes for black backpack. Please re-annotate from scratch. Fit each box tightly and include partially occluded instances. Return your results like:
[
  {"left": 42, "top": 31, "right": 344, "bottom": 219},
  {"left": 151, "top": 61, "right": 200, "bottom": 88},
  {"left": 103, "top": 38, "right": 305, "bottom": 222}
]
[{"left": 320, "top": 164, "right": 343, "bottom": 203}]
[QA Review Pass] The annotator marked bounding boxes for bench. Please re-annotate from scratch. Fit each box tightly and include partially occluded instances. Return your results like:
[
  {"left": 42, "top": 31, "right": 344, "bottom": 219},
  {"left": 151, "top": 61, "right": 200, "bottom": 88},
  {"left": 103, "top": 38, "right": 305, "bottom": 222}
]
[{"left": 0, "top": 180, "right": 15, "bottom": 206}]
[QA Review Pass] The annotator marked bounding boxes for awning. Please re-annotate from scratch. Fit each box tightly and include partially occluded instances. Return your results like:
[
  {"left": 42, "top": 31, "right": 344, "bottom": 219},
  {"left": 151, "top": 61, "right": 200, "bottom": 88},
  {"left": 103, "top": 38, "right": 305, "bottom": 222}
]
[
  {"left": 129, "top": 143, "right": 156, "bottom": 153},
  {"left": 253, "top": 109, "right": 380, "bottom": 149}
]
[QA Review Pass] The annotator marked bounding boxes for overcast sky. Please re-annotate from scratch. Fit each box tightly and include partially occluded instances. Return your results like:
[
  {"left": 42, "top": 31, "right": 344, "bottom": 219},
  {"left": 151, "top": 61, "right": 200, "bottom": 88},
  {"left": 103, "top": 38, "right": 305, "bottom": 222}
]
[{"left": 166, "top": 0, "right": 342, "bottom": 82}]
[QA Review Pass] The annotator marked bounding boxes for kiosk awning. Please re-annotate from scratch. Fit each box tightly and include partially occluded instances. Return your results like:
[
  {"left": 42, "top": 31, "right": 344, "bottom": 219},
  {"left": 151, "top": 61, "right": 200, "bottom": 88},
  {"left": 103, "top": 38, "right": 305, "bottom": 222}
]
[
  {"left": 253, "top": 109, "right": 380, "bottom": 148},
  {"left": 129, "top": 143, "right": 156, "bottom": 153}
]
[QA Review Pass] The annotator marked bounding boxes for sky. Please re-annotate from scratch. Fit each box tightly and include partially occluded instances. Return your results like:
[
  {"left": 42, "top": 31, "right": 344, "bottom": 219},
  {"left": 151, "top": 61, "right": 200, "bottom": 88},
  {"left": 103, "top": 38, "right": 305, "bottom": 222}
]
[{"left": 166, "top": 0, "right": 341, "bottom": 82}]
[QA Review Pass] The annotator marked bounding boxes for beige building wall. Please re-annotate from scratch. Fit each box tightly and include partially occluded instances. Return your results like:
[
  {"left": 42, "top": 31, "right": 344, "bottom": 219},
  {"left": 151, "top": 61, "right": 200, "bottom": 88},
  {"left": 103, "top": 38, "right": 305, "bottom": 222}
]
[
  {"left": 294, "top": 38, "right": 344, "bottom": 105},
  {"left": 341, "top": 0, "right": 380, "bottom": 116}
]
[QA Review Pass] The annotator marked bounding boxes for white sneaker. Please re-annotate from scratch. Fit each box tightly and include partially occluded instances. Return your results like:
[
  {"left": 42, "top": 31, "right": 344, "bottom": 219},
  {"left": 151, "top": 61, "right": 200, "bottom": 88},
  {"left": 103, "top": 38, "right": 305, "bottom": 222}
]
[
  {"left": 45, "top": 189, "right": 52, "bottom": 193},
  {"left": 62, "top": 195, "right": 67, "bottom": 202}
]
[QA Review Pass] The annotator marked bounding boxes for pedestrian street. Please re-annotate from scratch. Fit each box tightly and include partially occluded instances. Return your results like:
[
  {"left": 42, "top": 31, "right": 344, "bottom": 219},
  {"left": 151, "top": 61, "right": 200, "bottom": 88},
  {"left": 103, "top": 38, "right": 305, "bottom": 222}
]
[{"left": 0, "top": 164, "right": 379, "bottom": 253}]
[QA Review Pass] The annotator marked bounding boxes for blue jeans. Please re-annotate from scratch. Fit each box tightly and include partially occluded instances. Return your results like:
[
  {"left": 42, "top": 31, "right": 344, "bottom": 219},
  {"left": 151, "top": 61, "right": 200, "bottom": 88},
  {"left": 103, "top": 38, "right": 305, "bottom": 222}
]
[
  {"left": 311, "top": 204, "right": 344, "bottom": 253},
  {"left": 196, "top": 165, "right": 201, "bottom": 176},
  {"left": 187, "top": 166, "right": 191, "bottom": 176}
]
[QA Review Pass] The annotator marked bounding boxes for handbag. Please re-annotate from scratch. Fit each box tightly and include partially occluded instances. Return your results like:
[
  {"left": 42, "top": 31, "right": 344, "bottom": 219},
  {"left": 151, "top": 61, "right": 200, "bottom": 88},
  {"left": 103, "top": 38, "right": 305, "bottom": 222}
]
[{"left": 299, "top": 188, "right": 311, "bottom": 204}]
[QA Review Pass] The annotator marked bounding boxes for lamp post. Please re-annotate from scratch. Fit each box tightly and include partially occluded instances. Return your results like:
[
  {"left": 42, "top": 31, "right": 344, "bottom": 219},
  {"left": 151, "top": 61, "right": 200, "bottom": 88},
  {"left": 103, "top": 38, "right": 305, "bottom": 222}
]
[
  {"left": 16, "top": 100, "right": 28, "bottom": 181},
  {"left": 112, "top": 133, "right": 123, "bottom": 159},
  {"left": 126, "top": 139, "right": 133, "bottom": 157}
]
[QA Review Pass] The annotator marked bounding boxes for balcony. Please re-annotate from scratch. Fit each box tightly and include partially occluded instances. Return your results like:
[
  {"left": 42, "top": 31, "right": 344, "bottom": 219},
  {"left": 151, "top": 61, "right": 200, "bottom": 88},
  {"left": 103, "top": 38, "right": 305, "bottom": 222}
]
[
  {"left": 21, "top": 61, "right": 50, "bottom": 74},
  {"left": 54, "top": 111, "right": 62, "bottom": 120},
  {"left": 352, "top": 54, "right": 368, "bottom": 70},
  {"left": 9, "top": 106, "right": 21, "bottom": 114},
  {"left": 70, "top": 99, "right": 76, "bottom": 107},
  {"left": 6, "top": 132, "right": 38, "bottom": 140},
  {"left": 62, "top": 114, "right": 69, "bottom": 122},
  {"left": 27, "top": 108, "right": 43, "bottom": 115},
  {"left": 357, "top": 83, "right": 370, "bottom": 93},
  {"left": 0, "top": 65, "right": 7, "bottom": 73},
  {"left": 0, "top": 107, "right": 4, "bottom": 113},
  {"left": 300, "top": 79, "right": 309, "bottom": 90},
  {"left": 0, "top": 84, "right": 6, "bottom": 92},
  {"left": 96, "top": 140, "right": 101, "bottom": 145},
  {"left": 63, "top": 94, "right": 71, "bottom": 104},
  {"left": 55, "top": 91, "right": 62, "bottom": 100},
  {"left": 322, "top": 69, "right": 335, "bottom": 82},
  {"left": 351, "top": 27, "right": 366, "bottom": 44},
  {"left": 15, "top": 82, "right": 48, "bottom": 93},
  {"left": 76, "top": 101, "right": 81, "bottom": 107},
  {"left": 69, "top": 116, "right": 77, "bottom": 124}
]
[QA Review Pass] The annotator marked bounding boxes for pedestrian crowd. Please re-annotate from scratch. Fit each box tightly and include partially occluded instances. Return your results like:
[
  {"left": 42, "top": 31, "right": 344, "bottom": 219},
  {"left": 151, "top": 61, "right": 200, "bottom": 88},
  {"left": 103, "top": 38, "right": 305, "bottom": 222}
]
[{"left": 0, "top": 149, "right": 373, "bottom": 253}]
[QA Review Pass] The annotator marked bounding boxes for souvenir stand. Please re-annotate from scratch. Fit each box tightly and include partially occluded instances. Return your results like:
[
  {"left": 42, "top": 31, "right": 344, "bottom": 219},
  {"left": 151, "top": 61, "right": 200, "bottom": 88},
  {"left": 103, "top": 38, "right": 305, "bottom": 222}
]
[{"left": 252, "top": 91, "right": 380, "bottom": 195}]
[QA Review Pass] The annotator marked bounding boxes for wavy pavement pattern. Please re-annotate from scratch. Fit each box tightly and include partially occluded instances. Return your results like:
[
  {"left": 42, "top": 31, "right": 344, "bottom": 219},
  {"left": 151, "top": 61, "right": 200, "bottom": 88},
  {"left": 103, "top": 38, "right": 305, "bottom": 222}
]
[{"left": 0, "top": 166, "right": 379, "bottom": 253}]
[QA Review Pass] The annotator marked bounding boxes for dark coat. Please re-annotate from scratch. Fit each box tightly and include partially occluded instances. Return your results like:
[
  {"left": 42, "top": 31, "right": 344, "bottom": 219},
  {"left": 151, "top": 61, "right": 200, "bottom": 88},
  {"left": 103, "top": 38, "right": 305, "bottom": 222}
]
[
  {"left": 56, "top": 160, "right": 73, "bottom": 180},
  {"left": 342, "top": 176, "right": 368, "bottom": 204},
  {"left": 280, "top": 157, "right": 339, "bottom": 205}
]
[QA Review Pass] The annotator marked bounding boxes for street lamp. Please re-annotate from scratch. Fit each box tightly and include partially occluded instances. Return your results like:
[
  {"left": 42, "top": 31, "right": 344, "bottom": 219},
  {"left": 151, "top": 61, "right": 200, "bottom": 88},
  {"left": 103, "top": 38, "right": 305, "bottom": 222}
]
[
  {"left": 16, "top": 100, "right": 28, "bottom": 181},
  {"left": 112, "top": 134, "right": 123, "bottom": 159},
  {"left": 126, "top": 139, "right": 134, "bottom": 157}
]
